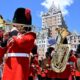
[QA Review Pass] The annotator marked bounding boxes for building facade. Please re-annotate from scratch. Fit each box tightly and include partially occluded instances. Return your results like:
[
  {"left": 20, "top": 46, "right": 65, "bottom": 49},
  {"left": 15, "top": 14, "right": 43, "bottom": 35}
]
[
  {"left": 68, "top": 31, "right": 80, "bottom": 51},
  {"left": 42, "top": 2, "right": 67, "bottom": 39},
  {"left": 36, "top": 2, "right": 67, "bottom": 58},
  {"left": 36, "top": 30, "right": 49, "bottom": 60}
]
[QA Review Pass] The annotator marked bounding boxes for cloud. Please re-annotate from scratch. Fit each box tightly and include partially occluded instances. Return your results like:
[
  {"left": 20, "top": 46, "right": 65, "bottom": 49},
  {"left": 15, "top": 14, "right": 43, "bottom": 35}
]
[
  {"left": 41, "top": 0, "right": 74, "bottom": 16},
  {"left": 40, "top": 11, "right": 44, "bottom": 17}
]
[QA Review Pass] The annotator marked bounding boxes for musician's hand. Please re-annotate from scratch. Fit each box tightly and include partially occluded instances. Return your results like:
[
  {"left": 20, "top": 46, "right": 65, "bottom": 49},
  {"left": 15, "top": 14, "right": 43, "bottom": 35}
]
[
  {"left": 46, "top": 64, "right": 50, "bottom": 69},
  {"left": 4, "top": 54, "right": 8, "bottom": 62},
  {"left": 69, "top": 63, "right": 75, "bottom": 72}
]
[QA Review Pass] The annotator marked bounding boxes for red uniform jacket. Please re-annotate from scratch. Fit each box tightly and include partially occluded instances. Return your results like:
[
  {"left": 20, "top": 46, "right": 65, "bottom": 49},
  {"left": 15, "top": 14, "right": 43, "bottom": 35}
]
[
  {"left": 70, "top": 56, "right": 80, "bottom": 77},
  {"left": 29, "top": 55, "right": 39, "bottom": 78},
  {"left": 0, "top": 32, "right": 36, "bottom": 80}
]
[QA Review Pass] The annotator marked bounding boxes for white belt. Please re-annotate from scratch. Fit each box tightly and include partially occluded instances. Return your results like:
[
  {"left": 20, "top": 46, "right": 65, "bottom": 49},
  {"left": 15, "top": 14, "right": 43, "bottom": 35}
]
[
  {"left": 67, "top": 62, "right": 74, "bottom": 65},
  {"left": 5, "top": 53, "right": 30, "bottom": 57}
]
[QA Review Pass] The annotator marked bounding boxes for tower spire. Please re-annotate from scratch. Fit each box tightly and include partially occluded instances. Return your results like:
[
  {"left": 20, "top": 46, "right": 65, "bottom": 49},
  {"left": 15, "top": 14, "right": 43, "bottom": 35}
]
[{"left": 48, "top": 1, "right": 61, "bottom": 14}]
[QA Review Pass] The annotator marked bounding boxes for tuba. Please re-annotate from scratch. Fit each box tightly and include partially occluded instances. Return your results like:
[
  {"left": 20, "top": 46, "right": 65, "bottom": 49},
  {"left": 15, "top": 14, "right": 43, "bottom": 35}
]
[{"left": 51, "top": 27, "right": 71, "bottom": 73}]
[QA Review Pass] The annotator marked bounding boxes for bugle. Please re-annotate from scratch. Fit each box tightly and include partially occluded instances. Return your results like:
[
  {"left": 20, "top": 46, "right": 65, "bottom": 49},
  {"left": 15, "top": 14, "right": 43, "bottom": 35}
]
[
  {"left": 0, "top": 21, "right": 33, "bottom": 28},
  {"left": 0, "top": 20, "right": 36, "bottom": 32}
]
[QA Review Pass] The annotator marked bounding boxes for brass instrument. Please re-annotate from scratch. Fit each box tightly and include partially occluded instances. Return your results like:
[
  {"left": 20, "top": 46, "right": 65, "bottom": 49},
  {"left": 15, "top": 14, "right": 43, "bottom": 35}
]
[
  {"left": 0, "top": 18, "right": 35, "bottom": 32},
  {"left": 51, "top": 27, "right": 71, "bottom": 73},
  {"left": 0, "top": 21, "right": 34, "bottom": 28}
]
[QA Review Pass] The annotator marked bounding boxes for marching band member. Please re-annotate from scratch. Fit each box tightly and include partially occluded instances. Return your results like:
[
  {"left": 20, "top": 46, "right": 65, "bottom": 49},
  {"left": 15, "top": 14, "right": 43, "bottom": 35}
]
[
  {"left": 68, "top": 49, "right": 77, "bottom": 80},
  {"left": 0, "top": 15, "right": 4, "bottom": 45},
  {"left": 45, "top": 47, "right": 54, "bottom": 80},
  {"left": 0, "top": 7, "right": 36, "bottom": 80},
  {"left": 46, "top": 33, "right": 73, "bottom": 80},
  {"left": 71, "top": 44, "right": 80, "bottom": 80},
  {"left": 29, "top": 45, "right": 39, "bottom": 80}
]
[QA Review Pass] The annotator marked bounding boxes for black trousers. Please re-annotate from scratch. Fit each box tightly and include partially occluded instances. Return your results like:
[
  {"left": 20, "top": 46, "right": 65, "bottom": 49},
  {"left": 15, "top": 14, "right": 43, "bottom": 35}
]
[
  {"left": 52, "top": 78, "right": 68, "bottom": 80},
  {"left": 28, "top": 76, "right": 33, "bottom": 80},
  {"left": 75, "top": 77, "right": 80, "bottom": 80},
  {"left": 37, "top": 75, "right": 46, "bottom": 80}
]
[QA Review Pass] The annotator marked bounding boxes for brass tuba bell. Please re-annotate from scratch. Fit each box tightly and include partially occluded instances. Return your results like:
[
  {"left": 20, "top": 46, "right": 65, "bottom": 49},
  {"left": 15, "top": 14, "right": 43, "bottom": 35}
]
[{"left": 51, "top": 27, "right": 71, "bottom": 73}]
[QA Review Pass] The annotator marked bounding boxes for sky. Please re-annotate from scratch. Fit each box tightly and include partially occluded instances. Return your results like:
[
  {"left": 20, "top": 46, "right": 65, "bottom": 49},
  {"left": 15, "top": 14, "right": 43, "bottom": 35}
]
[{"left": 0, "top": 0, "right": 80, "bottom": 33}]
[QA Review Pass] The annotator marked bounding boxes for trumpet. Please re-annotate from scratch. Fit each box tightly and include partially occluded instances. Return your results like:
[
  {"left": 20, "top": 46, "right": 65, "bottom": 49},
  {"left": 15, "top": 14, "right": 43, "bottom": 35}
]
[
  {"left": 0, "top": 16, "right": 36, "bottom": 33},
  {"left": 0, "top": 20, "right": 33, "bottom": 28}
]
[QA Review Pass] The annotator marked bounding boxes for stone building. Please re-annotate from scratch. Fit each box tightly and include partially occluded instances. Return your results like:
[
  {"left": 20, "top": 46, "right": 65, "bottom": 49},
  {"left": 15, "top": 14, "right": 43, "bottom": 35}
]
[
  {"left": 42, "top": 2, "right": 67, "bottom": 39},
  {"left": 68, "top": 31, "right": 80, "bottom": 51},
  {"left": 36, "top": 2, "right": 67, "bottom": 58}
]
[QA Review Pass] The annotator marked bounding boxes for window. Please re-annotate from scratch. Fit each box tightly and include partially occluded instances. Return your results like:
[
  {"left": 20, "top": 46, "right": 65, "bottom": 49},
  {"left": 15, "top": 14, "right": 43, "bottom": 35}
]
[
  {"left": 74, "top": 36, "right": 76, "bottom": 39},
  {"left": 70, "top": 36, "right": 73, "bottom": 40},
  {"left": 78, "top": 36, "right": 80, "bottom": 39},
  {"left": 74, "top": 40, "right": 76, "bottom": 42},
  {"left": 78, "top": 40, "right": 80, "bottom": 43},
  {"left": 75, "top": 45, "right": 76, "bottom": 48},
  {"left": 39, "top": 41, "right": 41, "bottom": 43}
]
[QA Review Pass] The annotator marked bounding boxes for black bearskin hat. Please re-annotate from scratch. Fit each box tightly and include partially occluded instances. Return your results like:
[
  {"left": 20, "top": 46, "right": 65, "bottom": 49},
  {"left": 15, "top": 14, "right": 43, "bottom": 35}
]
[
  {"left": 63, "top": 38, "right": 68, "bottom": 44},
  {"left": 13, "top": 7, "right": 32, "bottom": 25},
  {"left": 47, "top": 47, "right": 54, "bottom": 53},
  {"left": 46, "top": 47, "right": 54, "bottom": 58},
  {"left": 0, "top": 15, "right": 3, "bottom": 19},
  {"left": 76, "top": 44, "right": 80, "bottom": 54}
]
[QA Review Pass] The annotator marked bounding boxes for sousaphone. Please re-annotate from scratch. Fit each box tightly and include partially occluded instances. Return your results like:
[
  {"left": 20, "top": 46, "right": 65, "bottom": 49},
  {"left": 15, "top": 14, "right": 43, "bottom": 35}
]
[{"left": 51, "top": 27, "right": 71, "bottom": 73}]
